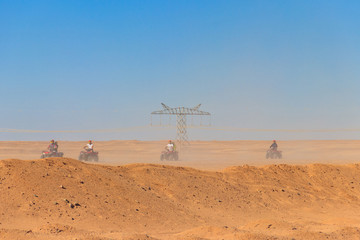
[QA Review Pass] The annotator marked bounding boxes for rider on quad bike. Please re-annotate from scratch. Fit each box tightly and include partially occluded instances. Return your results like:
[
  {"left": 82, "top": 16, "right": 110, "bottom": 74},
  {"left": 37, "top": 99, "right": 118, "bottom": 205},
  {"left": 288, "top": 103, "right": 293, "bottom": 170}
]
[
  {"left": 48, "top": 140, "right": 58, "bottom": 154},
  {"left": 79, "top": 140, "right": 99, "bottom": 162},
  {"left": 160, "top": 140, "right": 179, "bottom": 161},
  {"left": 266, "top": 140, "right": 282, "bottom": 159},
  {"left": 270, "top": 140, "right": 278, "bottom": 151},
  {"left": 166, "top": 140, "right": 176, "bottom": 152},
  {"left": 84, "top": 140, "right": 94, "bottom": 152},
  {"left": 40, "top": 140, "right": 63, "bottom": 158}
]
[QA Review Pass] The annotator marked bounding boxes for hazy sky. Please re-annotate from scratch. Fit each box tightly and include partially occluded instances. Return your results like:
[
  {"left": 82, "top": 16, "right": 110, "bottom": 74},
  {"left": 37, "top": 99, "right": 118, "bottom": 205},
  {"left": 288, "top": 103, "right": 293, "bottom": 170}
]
[{"left": 1, "top": 1, "right": 360, "bottom": 140}]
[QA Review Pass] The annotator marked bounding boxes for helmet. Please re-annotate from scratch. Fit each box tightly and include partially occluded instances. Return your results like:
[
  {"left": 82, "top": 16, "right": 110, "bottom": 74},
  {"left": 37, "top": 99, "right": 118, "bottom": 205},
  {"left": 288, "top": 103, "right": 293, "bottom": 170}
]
[
  {"left": 168, "top": 140, "right": 172, "bottom": 143},
  {"left": 89, "top": 140, "right": 92, "bottom": 143},
  {"left": 273, "top": 140, "right": 276, "bottom": 142},
  {"left": 50, "top": 140, "right": 54, "bottom": 143}
]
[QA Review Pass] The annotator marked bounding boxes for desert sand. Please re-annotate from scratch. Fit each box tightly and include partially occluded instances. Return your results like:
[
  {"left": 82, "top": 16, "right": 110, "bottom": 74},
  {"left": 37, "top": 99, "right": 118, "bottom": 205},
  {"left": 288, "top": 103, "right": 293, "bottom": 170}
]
[{"left": 1, "top": 140, "right": 360, "bottom": 239}]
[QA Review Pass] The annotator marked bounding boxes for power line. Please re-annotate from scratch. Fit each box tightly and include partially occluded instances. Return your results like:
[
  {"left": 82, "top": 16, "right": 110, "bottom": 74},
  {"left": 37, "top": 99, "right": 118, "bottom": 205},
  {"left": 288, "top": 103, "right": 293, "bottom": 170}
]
[{"left": 151, "top": 103, "right": 211, "bottom": 150}]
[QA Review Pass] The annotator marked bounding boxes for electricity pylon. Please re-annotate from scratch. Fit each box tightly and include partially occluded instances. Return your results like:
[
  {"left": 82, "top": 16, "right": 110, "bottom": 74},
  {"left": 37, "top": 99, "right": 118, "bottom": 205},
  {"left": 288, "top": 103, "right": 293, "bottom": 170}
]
[{"left": 151, "top": 103, "right": 211, "bottom": 150}]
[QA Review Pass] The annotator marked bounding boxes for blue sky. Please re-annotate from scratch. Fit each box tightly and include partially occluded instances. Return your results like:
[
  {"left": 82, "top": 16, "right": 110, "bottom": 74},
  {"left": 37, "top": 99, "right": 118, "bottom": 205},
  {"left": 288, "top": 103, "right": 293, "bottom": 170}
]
[{"left": 1, "top": 0, "right": 360, "bottom": 140}]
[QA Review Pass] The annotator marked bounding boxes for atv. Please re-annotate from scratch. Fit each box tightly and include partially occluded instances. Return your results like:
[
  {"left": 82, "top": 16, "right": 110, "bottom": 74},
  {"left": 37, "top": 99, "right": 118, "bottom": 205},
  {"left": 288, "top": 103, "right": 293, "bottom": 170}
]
[
  {"left": 160, "top": 150, "right": 179, "bottom": 161},
  {"left": 79, "top": 150, "right": 99, "bottom": 162},
  {"left": 40, "top": 151, "right": 64, "bottom": 159},
  {"left": 266, "top": 149, "right": 282, "bottom": 159}
]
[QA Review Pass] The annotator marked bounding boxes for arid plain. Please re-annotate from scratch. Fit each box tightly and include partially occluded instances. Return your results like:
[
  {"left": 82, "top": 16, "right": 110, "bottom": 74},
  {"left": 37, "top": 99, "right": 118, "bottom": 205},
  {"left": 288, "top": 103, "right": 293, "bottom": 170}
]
[{"left": 1, "top": 140, "right": 360, "bottom": 239}]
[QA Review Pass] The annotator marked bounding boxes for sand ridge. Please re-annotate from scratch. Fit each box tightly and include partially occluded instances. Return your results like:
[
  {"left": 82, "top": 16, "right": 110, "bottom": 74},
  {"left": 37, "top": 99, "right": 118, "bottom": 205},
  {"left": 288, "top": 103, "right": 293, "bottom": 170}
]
[{"left": 1, "top": 155, "right": 360, "bottom": 239}]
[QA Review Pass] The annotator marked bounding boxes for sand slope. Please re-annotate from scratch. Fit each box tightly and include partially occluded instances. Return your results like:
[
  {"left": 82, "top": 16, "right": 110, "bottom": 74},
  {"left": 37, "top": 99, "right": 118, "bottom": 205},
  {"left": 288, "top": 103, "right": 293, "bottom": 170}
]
[{"left": 1, "top": 157, "right": 360, "bottom": 239}]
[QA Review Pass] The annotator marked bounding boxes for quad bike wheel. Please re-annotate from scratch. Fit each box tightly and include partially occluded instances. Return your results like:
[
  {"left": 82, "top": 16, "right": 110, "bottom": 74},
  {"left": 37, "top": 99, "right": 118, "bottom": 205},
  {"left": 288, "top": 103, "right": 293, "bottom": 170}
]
[{"left": 87, "top": 155, "right": 98, "bottom": 162}]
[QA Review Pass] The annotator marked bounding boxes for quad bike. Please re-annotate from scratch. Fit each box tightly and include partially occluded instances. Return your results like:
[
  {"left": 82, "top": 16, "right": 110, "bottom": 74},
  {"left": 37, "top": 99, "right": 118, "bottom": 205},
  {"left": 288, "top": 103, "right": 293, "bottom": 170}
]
[
  {"left": 40, "top": 150, "right": 64, "bottom": 159},
  {"left": 160, "top": 150, "right": 179, "bottom": 161},
  {"left": 266, "top": 149, "right": 282, "bottom": 159},
  {"left": 79, "top": 150, "right": 99, "bottom": 162}
]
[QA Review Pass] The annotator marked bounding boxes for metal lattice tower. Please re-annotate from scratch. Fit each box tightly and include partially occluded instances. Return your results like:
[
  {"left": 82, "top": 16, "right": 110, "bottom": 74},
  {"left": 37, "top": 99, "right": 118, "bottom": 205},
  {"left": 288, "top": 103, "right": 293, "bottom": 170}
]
[{"left": 151, "top": 103, "right": 211, "bottom": 149}]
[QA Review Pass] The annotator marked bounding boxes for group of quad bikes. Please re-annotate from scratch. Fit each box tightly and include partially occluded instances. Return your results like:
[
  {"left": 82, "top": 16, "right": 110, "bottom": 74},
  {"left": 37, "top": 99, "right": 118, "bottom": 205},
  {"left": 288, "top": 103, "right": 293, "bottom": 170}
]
[
  {"left": 39, "top": 141, "right": 281, "bottom": 162},
  {"left": 40, "top": 145, "right": 99, "bottom": 162},
  {"left": 159, "top": 141, "right": 282, "bottom": 161}
]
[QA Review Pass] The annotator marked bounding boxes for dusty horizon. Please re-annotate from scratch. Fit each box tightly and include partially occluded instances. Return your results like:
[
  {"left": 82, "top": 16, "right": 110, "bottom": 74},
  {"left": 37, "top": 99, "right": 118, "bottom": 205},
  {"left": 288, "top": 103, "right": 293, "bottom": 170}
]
[{"left": 1, "top": 140, "right": 360, "bottom": 170}]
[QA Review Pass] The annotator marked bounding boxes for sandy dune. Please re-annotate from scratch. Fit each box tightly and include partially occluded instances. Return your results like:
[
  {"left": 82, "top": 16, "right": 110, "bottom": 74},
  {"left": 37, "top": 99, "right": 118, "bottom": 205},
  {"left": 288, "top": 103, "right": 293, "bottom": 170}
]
[{"left": 1, "top": 141, "right": 360, "bottom": 239}]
